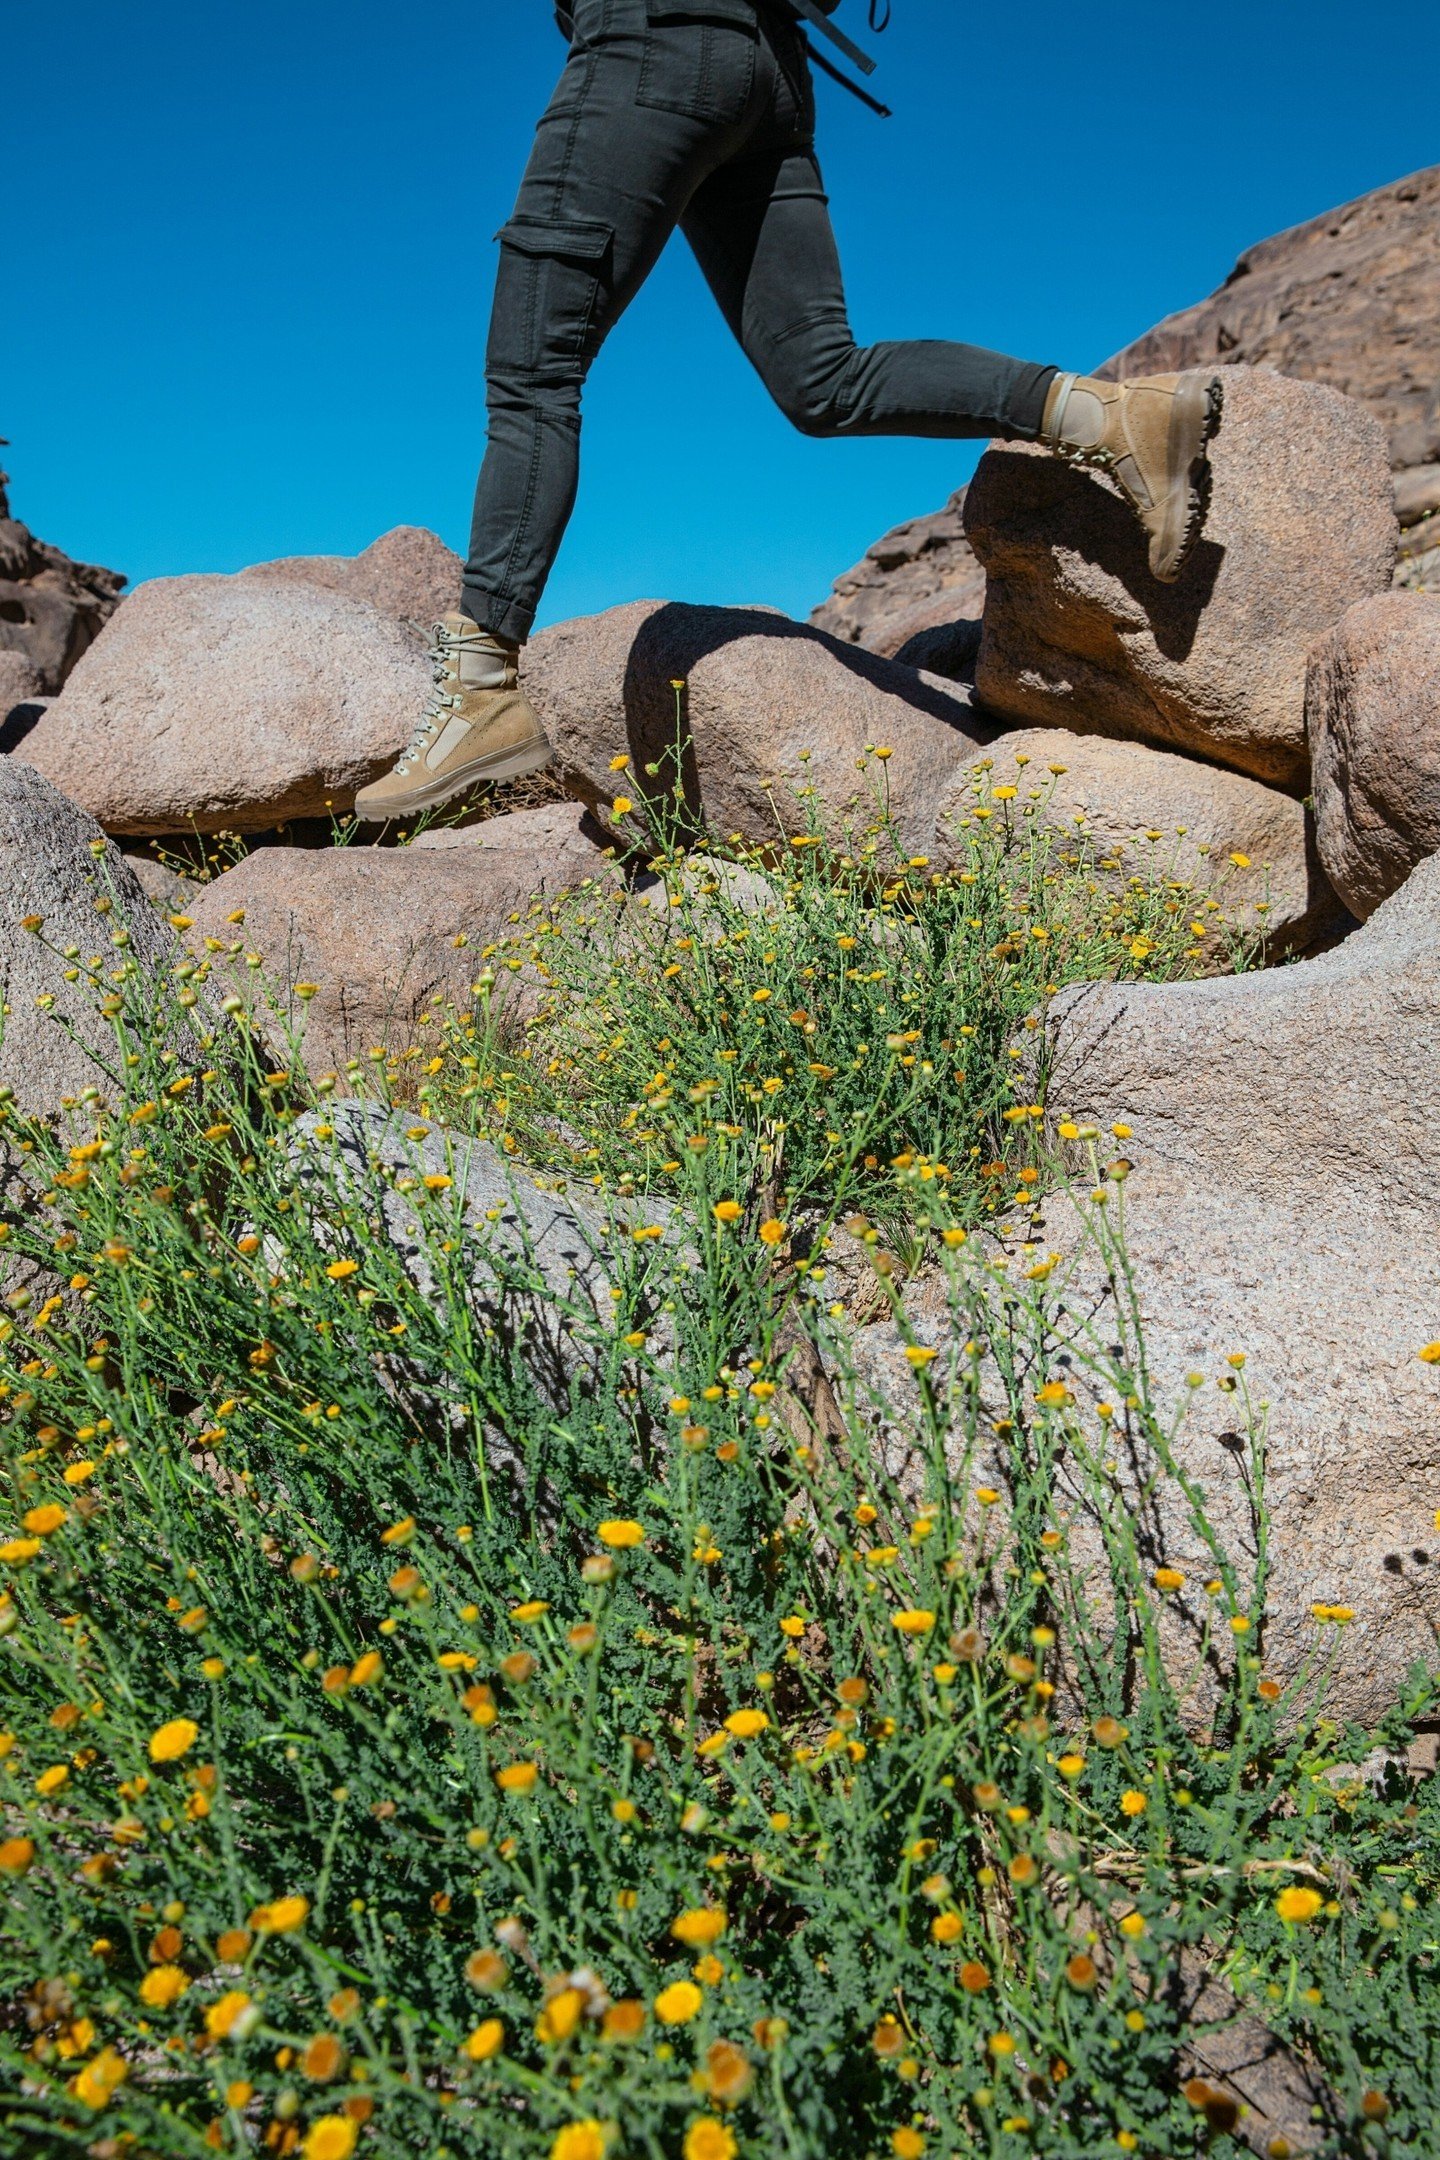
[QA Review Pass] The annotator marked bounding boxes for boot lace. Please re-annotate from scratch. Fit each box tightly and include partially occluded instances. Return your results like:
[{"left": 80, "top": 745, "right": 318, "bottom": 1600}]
[{"left": 394, "top": 621, "right": 489, "bottom": 776}]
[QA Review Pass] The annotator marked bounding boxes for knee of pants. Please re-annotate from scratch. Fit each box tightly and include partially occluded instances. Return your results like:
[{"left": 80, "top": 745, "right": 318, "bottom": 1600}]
[
  {"left": 485, "top": 362, "right": 586, "bottom": 423},
  {"left": 759, "top": 335, "right": 866, "bottom": 439}
]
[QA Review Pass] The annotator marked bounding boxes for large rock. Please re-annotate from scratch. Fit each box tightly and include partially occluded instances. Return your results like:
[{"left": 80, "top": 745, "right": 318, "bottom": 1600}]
[
  {"left": 842, "top": 851, "right": 1440, "bottom": 1725},
  {"left": 525, "top": 598, "right": 994, "bottom": 858},
  {"left": 851, "top": 1178, "right": 1440, "bottom": 1729},
  {"left": 1397, "top": 511, "right": 1440, "bottom": 596},
  {"left": 1041, "top": 846, "right": 1440, "bottom": 1246},
  {"left": 810, "top": 493, "right": 986, "bottom": 653},
  {"left": 182, "top": 804, "right": 617, "bottom": 1073},
  {"left": 240, "top": 524, "right": 461, "bottom": 631},
  {"left": 0, "top": 448, "right": 126, "bottom": 695},
  {"left": 15, "top": 568, "right": 433, "bottom": 835},
  {"left": 1030, "top": 849, "right": 1440, "bottom": 1721},
  {"left": 1308, "top": 592, "right": 1440, "bottom": 918},
  {"left": 964, "top": 369, "right": 1395, "bottom": 789},
  {"left": 815, "top": 164, "right": 1439, "bottom": 651},
  {"left": 1100, "top": 163, "right": 1440, "bottom": 499},
  {"left": 0, "top": 651, "right": 42, "bottom": 719},
  {"left": 931, "top": 727, "right": 1336, "bottom": 950},
  {"left": 0, "top": 760, "right": 175, "bottom": 1118},
  {"left": 291, "top": 1102, "right": 657, "bottom": 1424}
]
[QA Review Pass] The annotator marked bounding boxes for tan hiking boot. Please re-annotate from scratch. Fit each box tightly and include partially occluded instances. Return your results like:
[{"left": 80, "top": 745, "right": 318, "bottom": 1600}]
[
  {"left": 1040, "top": 368, "right": 1224, "bottom": 581},
  {"left": 353, "top": 612, "right": 552, "bottom": 822}
]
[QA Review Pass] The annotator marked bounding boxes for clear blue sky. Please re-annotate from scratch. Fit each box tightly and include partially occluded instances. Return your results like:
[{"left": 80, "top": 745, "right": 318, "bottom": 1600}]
[{"left": 10, "top": 2, "right": 1432, "bottom": 632}]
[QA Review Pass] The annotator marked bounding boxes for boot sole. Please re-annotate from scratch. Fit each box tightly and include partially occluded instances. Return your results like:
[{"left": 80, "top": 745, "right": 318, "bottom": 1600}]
[
  {"left": 1151, "top": 371, "right": 1224, "bottom": 582},
  {"left": 353, "top": 736, "right": 555, "bottom": 824}
]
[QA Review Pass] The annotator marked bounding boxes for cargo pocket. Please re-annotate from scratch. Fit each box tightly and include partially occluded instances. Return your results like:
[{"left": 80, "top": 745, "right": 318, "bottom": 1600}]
[
  {"left": 492, "top": 217, "right": 616, "bottom": 368},
  {"left": 637, "top": 0, "right": 757, "bottom": 125}
]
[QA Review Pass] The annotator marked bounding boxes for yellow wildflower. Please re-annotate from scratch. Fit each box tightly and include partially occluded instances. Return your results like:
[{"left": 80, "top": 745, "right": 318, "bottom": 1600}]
[
  {"left": 672, "top": 1907, "right": 727, "bottom": 1947},
  {"left": 149, "top": 1717, "right": 199, "bottom": 1764},
  {"left": 302, "top": 2119, "right": 358, "bottom": 2160},
  {"left": 551, "top": 2124, "right": 610, "bottom": 2160},
  {"left": 250, "top": 1895, "right": 309, "bottom": 1935},
  {"left": 685, "top": 2121, "right": 737, "bottom": 2160},
  {"left": 72, "top": 2046, "right": 129, "bottom": 2110},
  {"left": 206, "top": 1990, "right": 255, "bottom": 2040},
  {"left": 537, "top": 1987, "right": 586, "bottom": 2044},
  {"left": 597, "top": 1519, "right": 645, "bottom": 1549},
  {"left": 655, "top": 1980, "right": 704, "bottom": 2025},
  {"left": 462, "top": 2017, "right": 504, "bottom": 2061},
  {"left": 723, "top": 1709, "right": 769, "bottom": 1739},
  {"left": 139, "top": 1964, "right": 189, "bottom": 2008}
]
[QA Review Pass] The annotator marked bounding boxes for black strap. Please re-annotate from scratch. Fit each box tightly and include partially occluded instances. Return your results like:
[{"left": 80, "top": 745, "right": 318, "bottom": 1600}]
[
  {"left": 788, "top": 0, "right": 878, "bottom": 75},
  {"left": 803, "top": 36, "right": 892, "bottom": 115}
]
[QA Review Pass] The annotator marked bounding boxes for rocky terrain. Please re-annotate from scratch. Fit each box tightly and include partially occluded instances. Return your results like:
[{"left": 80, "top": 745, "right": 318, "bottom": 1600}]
[
  {"left": 814, "top": 163, "right": 1440, "bottom": 663},
  {"left": 3, "top": 168, "right": 1439, "bottom": 1726},
  {"left": 0, "top": 446, "right": 126, "bottom": 708}
]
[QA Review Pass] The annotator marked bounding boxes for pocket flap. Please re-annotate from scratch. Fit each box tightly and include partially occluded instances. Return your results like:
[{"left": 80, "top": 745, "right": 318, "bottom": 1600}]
[
  {"left": 644, "top": 0, "right": 758, "bottom": 22},
  {"left": 495, "top": 216, "right": 614, "bottom": 260}
]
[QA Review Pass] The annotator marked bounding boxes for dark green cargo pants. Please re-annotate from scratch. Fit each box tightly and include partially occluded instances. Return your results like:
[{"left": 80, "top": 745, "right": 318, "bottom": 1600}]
[{"left": 463, "top": 0, "right": 1056, "bottom": 643}]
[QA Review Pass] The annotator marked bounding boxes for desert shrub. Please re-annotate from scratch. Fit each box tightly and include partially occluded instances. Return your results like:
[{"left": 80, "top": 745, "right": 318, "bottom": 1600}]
[
  {"left": 0, "top": 826, "right": 1434, "bottom": 2160},
  {"left": 423, "top": 761, "right": 1258, "bottom": 1229}
]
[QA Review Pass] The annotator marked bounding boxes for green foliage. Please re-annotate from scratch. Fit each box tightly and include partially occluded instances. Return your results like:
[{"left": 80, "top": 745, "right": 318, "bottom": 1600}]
[
  {"left": 0, "top": 812, "right": 1434, "bottom": 2160},
  {"left": 425, "top": 761, "right": 1257, "bottom": 1230}
]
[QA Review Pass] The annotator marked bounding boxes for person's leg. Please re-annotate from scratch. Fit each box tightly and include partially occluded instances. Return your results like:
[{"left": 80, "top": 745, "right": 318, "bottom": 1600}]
[
  {"left": 684, "top": 14, "right": 1218, "bottom": 579},
  {"left": 461, "top": 0, "right": 765, "bottom": 645},
  {"left": 358, "top": 0, "right": 768, "bottom": 820},
  {"left": 685, "top": 138, "right": 1056, "bottom": 440},
  {"left": 680, "top": 28, "right": 1056, "bottom": 446}
]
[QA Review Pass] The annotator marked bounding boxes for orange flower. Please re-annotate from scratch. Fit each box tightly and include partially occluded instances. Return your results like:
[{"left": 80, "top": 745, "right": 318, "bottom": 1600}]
[
  {"left": 301, "top": 2034, "right": 348, "bottom": 2081},
  {"left": 704, "top": 2038, "right": 753, "bottom": 2104},
  {"left": 465, "top": 1950, "right": 507, "bottom": 1992},
  {"left": 601, "top": 2000, "right": 646, "bottom": 2043}
]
